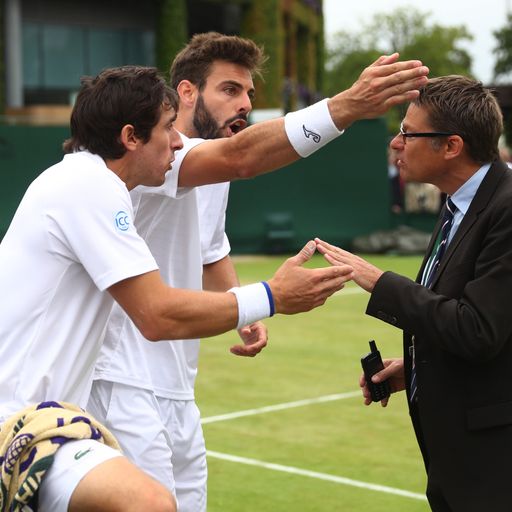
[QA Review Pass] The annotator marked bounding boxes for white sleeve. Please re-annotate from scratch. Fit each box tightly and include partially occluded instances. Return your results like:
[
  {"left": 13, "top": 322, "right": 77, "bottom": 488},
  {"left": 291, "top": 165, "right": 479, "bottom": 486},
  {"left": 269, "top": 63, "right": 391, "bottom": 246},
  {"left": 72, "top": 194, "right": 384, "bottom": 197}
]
[
  {"left": 46, "top": 171, "right": 158, "bottom": 291},
  {"left": 197, "top": 182, "right": 231, "bottom": 265}
]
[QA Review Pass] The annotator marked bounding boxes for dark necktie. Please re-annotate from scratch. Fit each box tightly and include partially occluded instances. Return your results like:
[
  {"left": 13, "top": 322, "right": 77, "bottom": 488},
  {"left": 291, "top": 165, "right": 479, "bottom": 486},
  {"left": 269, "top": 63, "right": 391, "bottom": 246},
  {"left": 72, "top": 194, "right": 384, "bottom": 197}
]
[
  {"left": 422, "top": 197, "right": 457, "bottom": 289},
  {"left": 410, "top": 197, "right": 457, "bottom": 402}
]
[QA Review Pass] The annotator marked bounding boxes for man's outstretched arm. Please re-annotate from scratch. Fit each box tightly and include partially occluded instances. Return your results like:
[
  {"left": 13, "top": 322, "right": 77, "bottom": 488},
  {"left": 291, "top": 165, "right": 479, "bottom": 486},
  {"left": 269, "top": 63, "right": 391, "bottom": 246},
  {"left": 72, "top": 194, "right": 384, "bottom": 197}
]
[
  {"left": 178, "top": 54, "right": 429, "bottom": 187},
  {"left": 109, "top": 241, "right": 353, "bottom": 342}
]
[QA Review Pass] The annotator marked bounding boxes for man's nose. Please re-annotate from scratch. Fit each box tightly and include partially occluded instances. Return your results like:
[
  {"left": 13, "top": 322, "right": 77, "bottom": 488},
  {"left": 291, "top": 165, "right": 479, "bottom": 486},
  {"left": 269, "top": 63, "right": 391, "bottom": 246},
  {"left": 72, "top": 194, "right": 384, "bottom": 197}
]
[
  {"left": 390, "top": 133, "right": 404, "bottom": 150},
  {"left": 170, "top": 129, "right": 183, "bottom": 151},
  {"left": 238, "top": 92, "right": 252, "bottom": 114}
]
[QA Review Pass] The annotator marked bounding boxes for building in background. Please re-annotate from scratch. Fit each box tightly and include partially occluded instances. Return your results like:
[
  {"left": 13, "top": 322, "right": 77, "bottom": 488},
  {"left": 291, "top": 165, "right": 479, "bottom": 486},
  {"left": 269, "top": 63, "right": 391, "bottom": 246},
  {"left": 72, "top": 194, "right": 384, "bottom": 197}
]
[
  {"left": 0, "top": 0, "right": 441, "bottom": 252},
  {"left": 0, "top": 0, "right": 324, "bottom": 122}
]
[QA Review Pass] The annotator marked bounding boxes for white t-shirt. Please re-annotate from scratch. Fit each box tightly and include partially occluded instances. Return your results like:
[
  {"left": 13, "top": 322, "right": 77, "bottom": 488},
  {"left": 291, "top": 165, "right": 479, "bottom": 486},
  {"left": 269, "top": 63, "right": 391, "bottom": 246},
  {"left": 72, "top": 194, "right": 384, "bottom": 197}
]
[
  {"left": 93, "top": 135, "right": 232, "bottom": 400},
  {"left": 197, "top": 182, "right": 231, "bottom": 265},
  {"left": 0, "top": 151, "right": 158, "bottom": 420}
]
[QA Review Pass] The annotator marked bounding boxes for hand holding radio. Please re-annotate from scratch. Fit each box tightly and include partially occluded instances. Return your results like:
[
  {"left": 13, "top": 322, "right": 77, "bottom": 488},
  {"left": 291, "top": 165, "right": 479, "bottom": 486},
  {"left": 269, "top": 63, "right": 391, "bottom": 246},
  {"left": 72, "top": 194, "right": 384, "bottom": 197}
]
[
  {"left": 361, "top": 340, "right": 391, "bottom": 403},
  {"left": 359, "top": 347, "right": 406, "bottom": 406}
]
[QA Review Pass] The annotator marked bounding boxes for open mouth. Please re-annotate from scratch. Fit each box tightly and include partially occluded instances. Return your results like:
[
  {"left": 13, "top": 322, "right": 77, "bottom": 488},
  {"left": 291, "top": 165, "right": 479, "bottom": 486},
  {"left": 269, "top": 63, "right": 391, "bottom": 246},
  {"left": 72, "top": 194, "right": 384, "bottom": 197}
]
[{"left": 228, "top": 118, "right": 247, "bottom": 135}]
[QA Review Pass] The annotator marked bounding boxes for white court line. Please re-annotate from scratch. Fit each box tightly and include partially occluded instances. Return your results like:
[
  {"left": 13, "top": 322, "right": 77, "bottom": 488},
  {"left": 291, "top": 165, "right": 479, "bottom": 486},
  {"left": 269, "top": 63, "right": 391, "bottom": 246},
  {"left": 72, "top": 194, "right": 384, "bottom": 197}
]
[
  {"left": 202, "top": 393, "right": 426, "bottom": 502},
  {"left": 207, "top": 450, "right": 427, "bottom": 502},
  {"left": 201, "top": 391, "right": 361, "bottom": 425},
  {"left": 203, "top": 287, "right": 421, "bottom": 502}
]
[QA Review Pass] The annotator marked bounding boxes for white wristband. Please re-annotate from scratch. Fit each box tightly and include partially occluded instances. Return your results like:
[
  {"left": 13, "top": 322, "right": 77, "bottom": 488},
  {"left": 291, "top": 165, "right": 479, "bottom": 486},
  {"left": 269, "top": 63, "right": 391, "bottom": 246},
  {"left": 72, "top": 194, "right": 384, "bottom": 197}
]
[
  {"left": 284, "top": 98, "right": 344, "bottom": 158},
  {"left": 228, "top": 282, "right": 275, "bottom": 329}
]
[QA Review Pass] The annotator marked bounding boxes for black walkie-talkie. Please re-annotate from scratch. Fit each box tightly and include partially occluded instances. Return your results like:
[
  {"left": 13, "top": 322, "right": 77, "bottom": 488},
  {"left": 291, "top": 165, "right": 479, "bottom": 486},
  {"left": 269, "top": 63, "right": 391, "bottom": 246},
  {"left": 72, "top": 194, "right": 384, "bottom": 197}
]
[{"left": 361, "top": 340, "right": 390, "bottom": 402}]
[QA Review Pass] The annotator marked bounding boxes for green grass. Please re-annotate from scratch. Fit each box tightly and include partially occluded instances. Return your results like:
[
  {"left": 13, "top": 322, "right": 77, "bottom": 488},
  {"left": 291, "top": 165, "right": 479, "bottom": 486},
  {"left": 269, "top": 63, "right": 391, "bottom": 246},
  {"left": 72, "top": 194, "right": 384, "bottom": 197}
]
[{"left": 196, "top": 254, "right": 429, "bottom": 511}]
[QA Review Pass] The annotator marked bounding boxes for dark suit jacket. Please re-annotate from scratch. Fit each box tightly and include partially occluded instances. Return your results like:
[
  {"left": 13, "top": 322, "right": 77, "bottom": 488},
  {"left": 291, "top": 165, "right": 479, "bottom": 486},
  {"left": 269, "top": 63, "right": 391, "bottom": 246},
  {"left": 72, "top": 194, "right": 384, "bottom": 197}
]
[{"left": 367, "top": 161, "right": 512, "bottom": 511}]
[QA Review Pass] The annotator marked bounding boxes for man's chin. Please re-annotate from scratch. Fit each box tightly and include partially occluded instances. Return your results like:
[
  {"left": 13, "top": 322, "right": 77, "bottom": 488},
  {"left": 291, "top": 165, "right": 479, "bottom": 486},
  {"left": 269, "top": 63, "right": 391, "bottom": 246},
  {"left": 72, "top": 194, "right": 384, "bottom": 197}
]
[{"left": 143, "top": 174, "right": 167, "bottom": 188}]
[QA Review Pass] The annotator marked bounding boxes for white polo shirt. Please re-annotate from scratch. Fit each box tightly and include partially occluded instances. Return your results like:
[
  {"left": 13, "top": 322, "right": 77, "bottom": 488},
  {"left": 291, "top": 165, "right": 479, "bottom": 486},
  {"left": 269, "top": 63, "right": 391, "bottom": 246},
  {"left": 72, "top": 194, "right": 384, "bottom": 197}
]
[
  {"left": 93, "top": 135, "right": 232, "bottom": 400},
  {"left": 0, "top": 151, "right": 158, "bottom": 420},
  {"left": 197, "top": 182, "right": 231, "bottom": 265}
]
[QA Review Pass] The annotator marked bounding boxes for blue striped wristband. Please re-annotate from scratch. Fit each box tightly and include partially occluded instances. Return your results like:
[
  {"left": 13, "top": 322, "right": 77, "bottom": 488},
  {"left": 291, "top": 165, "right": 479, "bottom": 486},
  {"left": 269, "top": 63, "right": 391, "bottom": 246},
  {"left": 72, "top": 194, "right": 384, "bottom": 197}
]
[
  {"left": 228, "top": 282, "right": 274, "bottom": 329},
  {"left": 261, "top": 281, "right": 275, "bottom": 317}
]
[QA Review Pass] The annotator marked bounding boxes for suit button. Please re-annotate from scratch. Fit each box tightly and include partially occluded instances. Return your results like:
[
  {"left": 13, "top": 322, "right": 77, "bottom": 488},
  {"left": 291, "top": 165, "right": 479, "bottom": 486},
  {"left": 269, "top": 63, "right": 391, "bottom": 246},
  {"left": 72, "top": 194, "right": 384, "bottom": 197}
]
[
  {"left": 376, "top": 310, "right": 387, "bottom": 321},
  {"left": 376, "top": 310, "right": 397, "bottom": 325}
]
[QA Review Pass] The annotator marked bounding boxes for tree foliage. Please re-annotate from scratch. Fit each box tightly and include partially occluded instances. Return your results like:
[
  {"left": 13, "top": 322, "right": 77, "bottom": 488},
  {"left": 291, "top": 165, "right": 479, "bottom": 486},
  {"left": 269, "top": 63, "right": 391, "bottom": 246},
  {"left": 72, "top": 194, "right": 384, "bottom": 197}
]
[
  {"left": 241, "top": 0, "right": 283, "bottom": 108},
  {"left": 0, "top": 0, "right": 4, "bottom": 114},
  {"left": 324, "top": 7, "right": 473, "bottom": 131},
  {"left": 493, "top": 13, "right": 512, "bottom": 80},
  {"left": 155, "top": 0, "right": 188, "bottom": 79},
  {"left": 492, "top": 13, "right": 512, "bottom": 148}
]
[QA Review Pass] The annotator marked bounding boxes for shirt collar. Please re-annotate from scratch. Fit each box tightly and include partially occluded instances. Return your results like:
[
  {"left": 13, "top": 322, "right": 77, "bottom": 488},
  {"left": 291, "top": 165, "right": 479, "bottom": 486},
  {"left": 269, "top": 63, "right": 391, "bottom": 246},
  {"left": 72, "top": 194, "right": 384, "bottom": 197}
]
[{"left": 450, "top": 163, "right": 491, "bottom": 215}]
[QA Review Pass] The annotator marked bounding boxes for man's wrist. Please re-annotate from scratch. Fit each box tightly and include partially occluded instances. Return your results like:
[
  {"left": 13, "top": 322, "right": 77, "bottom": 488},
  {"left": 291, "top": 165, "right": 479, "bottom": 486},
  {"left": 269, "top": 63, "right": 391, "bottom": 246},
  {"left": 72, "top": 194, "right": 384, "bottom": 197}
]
[
  {"left": 284, "top": 98, "right": 344, "bottom": 158},
  {"left": 261, "top": 281, "right": 275, "bottom": 316},
  {"left": 228, "top": 282, "right": 275, "bottom": 329}
]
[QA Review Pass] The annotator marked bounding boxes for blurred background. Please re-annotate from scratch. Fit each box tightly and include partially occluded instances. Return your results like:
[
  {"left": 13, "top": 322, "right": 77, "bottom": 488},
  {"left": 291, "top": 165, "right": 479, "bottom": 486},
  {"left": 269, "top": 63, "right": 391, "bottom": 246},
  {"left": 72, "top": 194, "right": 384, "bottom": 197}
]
[
  {"left": 1, "top": 0, "right": 511, "bottom": 253},
  {"left": 2, "top": 4, "right": 510, "bottom": 508}
]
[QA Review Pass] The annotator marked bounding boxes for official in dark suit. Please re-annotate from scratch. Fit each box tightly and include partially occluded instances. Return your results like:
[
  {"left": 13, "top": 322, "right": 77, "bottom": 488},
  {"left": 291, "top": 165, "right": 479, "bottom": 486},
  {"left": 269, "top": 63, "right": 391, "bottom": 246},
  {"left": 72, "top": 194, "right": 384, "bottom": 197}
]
[{"left": 316, "top": 76, "right": 512, "bottom": 512}]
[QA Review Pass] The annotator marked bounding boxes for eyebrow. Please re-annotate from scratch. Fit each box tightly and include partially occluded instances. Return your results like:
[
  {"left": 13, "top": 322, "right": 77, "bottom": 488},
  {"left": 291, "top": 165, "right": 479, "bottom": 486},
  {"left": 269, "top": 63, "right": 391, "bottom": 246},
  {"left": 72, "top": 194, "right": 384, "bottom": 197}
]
[
  {"left": 219, "top": 80, "right": 255, "bottom": 97},
  {"left": 167, "top": 110, "right": 177, "bottom": 124}
]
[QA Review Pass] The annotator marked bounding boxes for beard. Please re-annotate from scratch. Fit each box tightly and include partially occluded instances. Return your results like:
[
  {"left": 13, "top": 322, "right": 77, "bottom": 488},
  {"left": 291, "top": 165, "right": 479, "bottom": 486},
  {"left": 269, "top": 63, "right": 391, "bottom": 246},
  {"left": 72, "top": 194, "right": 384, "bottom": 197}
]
[
  {"left": 192, "top": 94, "right": 222, "bottom": 139},
  {"left": 192, "top": 93, "right": 248, "bottom": 140}
]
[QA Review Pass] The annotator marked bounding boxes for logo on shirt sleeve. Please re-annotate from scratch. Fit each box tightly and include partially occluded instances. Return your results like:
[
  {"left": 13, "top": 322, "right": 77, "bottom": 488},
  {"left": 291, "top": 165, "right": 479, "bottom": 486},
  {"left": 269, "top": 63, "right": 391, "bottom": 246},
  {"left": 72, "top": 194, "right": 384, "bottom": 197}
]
[{"left": 115, "top": 211, "right": 130, "bottom": 232}]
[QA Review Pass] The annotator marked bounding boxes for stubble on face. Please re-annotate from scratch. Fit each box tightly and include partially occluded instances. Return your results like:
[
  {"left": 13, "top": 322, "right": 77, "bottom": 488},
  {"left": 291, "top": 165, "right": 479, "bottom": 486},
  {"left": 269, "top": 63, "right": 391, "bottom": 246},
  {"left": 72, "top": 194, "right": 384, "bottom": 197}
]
[{"left": 192, "top": 93, "right": 248, "bottom": 140}]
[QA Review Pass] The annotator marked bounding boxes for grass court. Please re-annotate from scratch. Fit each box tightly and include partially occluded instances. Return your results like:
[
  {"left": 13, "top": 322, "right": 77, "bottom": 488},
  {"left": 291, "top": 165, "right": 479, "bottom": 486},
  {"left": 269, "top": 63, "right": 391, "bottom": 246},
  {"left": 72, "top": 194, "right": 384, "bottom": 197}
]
[{"left": 197, "top": 253, "right": 430, "bottom": 512}]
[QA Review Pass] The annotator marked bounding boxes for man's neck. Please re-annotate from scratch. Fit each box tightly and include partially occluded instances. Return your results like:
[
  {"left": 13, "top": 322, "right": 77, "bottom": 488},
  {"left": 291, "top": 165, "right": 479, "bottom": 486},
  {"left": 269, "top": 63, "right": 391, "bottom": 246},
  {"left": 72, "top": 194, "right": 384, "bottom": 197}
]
[
  {"left": 104, "top": 157, "right": 134, "bottom": 190},
  {"left": 174, "top": 113, "right": 197, "bottom": 139},
  {"left": 438, "top": 160, "right": 485, "bottom": 196}
]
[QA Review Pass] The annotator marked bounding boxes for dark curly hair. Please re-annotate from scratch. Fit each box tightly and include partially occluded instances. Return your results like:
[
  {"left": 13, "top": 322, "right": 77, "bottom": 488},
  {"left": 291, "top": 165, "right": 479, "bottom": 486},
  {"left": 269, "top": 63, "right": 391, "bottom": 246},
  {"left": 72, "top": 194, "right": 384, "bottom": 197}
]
[
  {"left": 170, "top": 32, "right": 266, "bottom": 91},
  {"left": 63, "top": 66, "right": 178, "bottom": 159}
]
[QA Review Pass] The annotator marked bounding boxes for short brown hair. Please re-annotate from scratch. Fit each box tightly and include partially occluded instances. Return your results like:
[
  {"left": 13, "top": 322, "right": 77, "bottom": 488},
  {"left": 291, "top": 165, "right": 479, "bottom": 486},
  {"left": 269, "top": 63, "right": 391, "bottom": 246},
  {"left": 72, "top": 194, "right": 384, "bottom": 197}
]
[
  {"left": 413, "top": 76, "right": 503, "bottom": 163},
  {"left": 170, "top": 32, "right": 266, "bottom": 90},
  {"left": 63, "top": 66, "right": 178, "bottom": 160}
]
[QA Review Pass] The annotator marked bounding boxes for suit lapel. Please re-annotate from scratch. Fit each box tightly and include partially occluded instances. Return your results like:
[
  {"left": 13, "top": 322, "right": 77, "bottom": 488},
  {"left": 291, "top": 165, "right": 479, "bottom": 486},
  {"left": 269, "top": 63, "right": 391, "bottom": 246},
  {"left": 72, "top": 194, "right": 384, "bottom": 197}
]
[{"left": 429, "top": 161, "right": 507, "bottom": 288}]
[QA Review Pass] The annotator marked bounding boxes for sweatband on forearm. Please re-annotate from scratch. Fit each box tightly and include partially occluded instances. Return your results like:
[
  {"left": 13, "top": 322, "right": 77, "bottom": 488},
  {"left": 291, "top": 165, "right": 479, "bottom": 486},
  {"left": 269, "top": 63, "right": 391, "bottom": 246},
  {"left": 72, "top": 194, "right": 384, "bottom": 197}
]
[
  {"left": 228, "top": 281, "right": 275, "bottom": 329},
  {"left": 284, "top": 98, "right": 344, "bottom": 158}
]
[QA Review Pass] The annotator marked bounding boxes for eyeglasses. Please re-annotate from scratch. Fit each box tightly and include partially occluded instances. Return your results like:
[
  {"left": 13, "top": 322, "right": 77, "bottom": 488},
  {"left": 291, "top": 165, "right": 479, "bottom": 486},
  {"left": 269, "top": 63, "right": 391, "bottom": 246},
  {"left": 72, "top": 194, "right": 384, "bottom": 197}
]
[{"left": 399, "top": 122, "right": 456, "bottom": 145}]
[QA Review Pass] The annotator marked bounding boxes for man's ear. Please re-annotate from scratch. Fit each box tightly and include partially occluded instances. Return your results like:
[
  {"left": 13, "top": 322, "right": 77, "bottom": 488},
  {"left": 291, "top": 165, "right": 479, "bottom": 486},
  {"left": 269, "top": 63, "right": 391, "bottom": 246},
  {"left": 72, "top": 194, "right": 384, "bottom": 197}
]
[
  {"left": 444, "top": 135, "right": 464, "bottom": 161},
  {"left": 176, "top": 80, "right": 197, "bottom": 107},
  {"left": 119, "top": 124, "right": 138, "bottom": 152}
]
